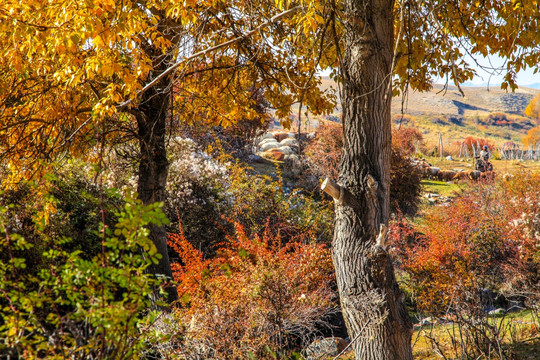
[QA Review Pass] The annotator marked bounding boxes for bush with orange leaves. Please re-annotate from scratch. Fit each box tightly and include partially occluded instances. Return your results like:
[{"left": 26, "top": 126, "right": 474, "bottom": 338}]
[
  {"left": 303, "top": 120, "right": 342, "bottom": 179},
  {"left": 167, "top": 221, "right": 337, "bottom": 359},
  {"left": 459, "top": 136, "right": 493, "bottom": 154},
  {"left": 392, "top": 126, "right": 423, "bottom": 156},
  {"left": 390, "top": 172, "right": 540, "bottom": 315}
]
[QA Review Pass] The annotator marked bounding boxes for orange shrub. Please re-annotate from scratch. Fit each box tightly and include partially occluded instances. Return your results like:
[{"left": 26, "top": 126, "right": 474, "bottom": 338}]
[
  {"left": 391, "top": 173, "right": 540, "bottom": 314},
  {"left": 460, "top": 136, "right": 493, "bottom": 154},
  {"left": 392, "top": 126, "right": 423, "bottom": 156},
  {"left": 522, "top": 126, "right": 540, "bottom": 148},
  {"left": 168, "top": 221, "right": 336, "bottom": 358},
  {"left": 304, "top": 121, "right": 342, "bottom": 179}
]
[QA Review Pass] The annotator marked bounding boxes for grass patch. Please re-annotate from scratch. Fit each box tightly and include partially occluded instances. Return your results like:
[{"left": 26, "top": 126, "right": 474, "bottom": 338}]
[{"left": 421, "top": 180, "right": 464, "bottom": 197}]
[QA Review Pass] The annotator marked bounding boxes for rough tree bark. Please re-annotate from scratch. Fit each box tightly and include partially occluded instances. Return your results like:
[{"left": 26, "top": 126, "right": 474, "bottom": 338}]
[
  {"left": 135, "top": 47, "right": 178, "bottom": 303},
  {"left": 332, "top": 0, "right": 413, "bottom": 358}
]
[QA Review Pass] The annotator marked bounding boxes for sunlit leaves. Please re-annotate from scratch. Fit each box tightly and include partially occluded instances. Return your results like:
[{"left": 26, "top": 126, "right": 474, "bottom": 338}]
[
  {"left": 392, "top": 0, "right": 540, "bottom": 93},
  {"left": 0, "top": 0, "right": 338, "bottom": 182}
]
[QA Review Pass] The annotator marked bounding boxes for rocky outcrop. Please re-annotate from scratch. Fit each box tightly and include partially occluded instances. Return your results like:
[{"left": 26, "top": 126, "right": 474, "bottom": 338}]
[{"left": 255, "top": 131, "right": 300, "bottom": 161}]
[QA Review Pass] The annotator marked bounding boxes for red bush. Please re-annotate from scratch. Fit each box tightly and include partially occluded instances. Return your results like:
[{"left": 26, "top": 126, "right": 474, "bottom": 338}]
[
  {"left": 168, "top": 221, "right": 336, "bottom": 358},
  {"left": 303, "top": 121, "right": 342, "bottom": 179},
  {"left": 390, "top": 173, "right": 540, "bottom": 314},
  {"left": 392, "top": 126, "right": 423, "bottom": 156},
  {"left": 460, "top": 136, "right": 493, "bottom": 154}
]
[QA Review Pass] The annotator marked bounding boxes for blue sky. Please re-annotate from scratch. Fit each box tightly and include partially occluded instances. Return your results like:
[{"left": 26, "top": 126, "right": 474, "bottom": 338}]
[{"left": 435, "top": 54, "right": 540, "bottom": 87}]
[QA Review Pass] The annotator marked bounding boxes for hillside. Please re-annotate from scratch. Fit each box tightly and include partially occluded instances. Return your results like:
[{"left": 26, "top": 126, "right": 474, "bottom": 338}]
[
  {"left": 319, "top": 77, "right": 540, "bottom": 116},
  {"left": 317, "top": 77, "right": 540, "bottom": 146},
  {"left": 390, "top": 84, "right": 539, "bottom": 117}
]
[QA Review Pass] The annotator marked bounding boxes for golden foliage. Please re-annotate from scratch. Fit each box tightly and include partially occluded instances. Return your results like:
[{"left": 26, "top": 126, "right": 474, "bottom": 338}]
[
  {"left": 522, "top": 126, "right": 540, "bottom": 148},
  {"left": 525, "top": 93, "right": 540, "bottom": 124},
  {"left": 0, "top": 0, "right": 336, "bottom": 180}
]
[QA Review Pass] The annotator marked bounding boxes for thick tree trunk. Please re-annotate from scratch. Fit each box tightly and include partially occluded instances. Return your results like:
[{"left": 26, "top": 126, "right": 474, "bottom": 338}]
[
  {"left": 332, "top": 0, "right": 412, "bottom": 358},
  {"left": 136, "top": 56, "right": 178, "bottom": 303}
]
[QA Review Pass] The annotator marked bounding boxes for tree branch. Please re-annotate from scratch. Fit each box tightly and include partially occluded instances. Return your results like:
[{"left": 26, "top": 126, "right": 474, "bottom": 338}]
[{"left": 118, "top": 6, "right": 302, "bottom": 109}]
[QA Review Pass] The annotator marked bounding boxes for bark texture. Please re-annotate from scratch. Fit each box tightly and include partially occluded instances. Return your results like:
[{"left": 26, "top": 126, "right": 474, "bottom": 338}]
[
  {"left": 135, "top": 48, "right": 178, "bottom": 303},
  {"left": 333, "top": 0, "right": 412, "bottom": 358}
]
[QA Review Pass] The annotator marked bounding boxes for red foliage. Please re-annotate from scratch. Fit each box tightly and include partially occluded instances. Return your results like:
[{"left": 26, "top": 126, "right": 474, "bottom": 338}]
[
  {"left": 392, "top": 126, "right": 424, "bottom": 156},
  {"left": 304, "top": 120, "right": 342, "bottom": 179},
  {"left": 390, "top": 173, "right": 540, "bottom": 314},
  {"left": 167, "top": 221, "right": 336, "bottom": 358},
  {"left": 460, "top": 136, "right": 493, "bottom": 153}
]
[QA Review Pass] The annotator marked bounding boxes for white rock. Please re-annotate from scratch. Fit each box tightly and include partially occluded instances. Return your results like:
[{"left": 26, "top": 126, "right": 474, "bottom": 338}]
[
  {"left": 259, "top": 133, "right": 275, "bottom": 141},
  {"left": 260, "top": 142, "right": 281, "bottom": 151},
  {"left": 279, "top": 146, "right": 294, "bottom": 155},
  {"left": 259, "top": 138, "right": 279, "bottom": 146},
  {"left": 280, "top": 138, "right": 299, "bottom": 147}
]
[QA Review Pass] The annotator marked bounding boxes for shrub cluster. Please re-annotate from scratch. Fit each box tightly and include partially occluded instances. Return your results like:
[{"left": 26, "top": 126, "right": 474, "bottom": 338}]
[
  {"left": 0, "top": 187, "right": 170, "bottom": 359},
  {"left": 164, "top": 135, "right": 334, "bottom": 256},
  {"left": 390, "top": 172, "right": 540, "bottom": 315},
  {"left": 167, "top": 221, "right": 337, "bottom": 358}
]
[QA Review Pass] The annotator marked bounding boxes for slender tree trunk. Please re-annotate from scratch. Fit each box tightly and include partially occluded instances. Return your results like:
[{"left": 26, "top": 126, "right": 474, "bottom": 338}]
[
  {"left": 135, "top": 50, "right": 178, "bottom": 303},
  {"left": 333, "top": 0, "right": 412, "bottom": 358}
]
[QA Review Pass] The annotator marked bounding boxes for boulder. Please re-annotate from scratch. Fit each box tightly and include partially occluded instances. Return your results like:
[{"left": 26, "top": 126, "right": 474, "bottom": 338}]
[
  {"left": 260, "top": 142, "right": 281, "bottom": 152},
  {"left": 278, "top": 146, "right": 295, "bottom": 155},
  {"left": 446, "top": 155, "right": 454, "bottom": 161},
  {"left": 273, "top": 131, "right": 293, "bottom": 142},
  {"left": 260, "top": 136, "right": 278, "bottom": 143},
  {"left": 259, "top": 138, "right": 279, "bottom": 146},
  {"left": 280, "top": 138, "right": 299, "bottom": 147},
  {"left": 303, "top": 337, "right": 349, "bottom": 360},
  {"left": 259, "top": 133, "right": 276, "bottom": 141}
]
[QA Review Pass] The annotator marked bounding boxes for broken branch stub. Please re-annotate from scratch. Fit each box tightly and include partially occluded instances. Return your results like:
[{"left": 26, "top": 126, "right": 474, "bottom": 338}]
[{"left": 321, "top": 178, "right": 342, "bottom": 201}]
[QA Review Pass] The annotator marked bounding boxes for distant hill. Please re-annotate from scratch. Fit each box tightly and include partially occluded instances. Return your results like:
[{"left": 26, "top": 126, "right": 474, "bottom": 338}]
[
  {"left": 317, "top": 77, "right": 540, "bottom": 145},
  {"left": 390, "top": 84, "right": 539, "bottom": 117},
  {"left": 319, "top": 77, "right": 540, "bottom": 117},
  {"left": 522, "top": 83, "right": 540, "bottom": 89}
]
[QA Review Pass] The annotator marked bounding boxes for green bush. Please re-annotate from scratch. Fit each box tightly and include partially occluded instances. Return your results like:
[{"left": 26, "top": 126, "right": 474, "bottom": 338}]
[{"left": 0, "top": 192, "right": 169, "bottom": 359}]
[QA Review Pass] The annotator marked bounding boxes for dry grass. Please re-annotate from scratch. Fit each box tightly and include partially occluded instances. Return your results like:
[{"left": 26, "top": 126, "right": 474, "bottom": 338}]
[{"left": 333, "top": 312, "right": 540, "bottom": 360}]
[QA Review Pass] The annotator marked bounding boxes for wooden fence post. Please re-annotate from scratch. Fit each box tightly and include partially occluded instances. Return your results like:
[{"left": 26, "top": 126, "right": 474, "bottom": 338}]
[{"left": 439, "top": 132, "right": 443, "bottom": 160}]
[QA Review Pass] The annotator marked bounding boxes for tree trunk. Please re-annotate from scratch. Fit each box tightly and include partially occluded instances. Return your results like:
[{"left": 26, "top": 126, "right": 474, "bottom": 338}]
[
  {"left": 333, "top": 0, "right": 412, "bottom": 358},
  {"left": 135, "top": 52, "right": 178, "bottom": 303}
]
